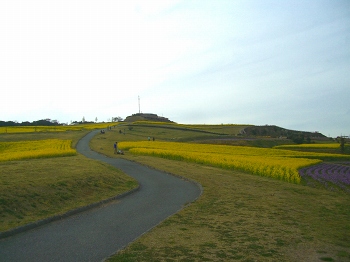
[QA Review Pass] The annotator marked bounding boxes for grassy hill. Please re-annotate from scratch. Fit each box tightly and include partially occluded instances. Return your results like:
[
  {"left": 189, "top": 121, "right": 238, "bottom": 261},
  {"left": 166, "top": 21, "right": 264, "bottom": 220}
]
[
  {"left": 1, "top": 121, "right": 349, "bottom": 261},
  {"left": 124, "top": 113, "right": 173, "bottom": 123},
  {"left": 88, "top": 122, "right": 350, "bottom": 262},
  {"left": 110, "top": 121, "right": 334, "bottom": 148}
]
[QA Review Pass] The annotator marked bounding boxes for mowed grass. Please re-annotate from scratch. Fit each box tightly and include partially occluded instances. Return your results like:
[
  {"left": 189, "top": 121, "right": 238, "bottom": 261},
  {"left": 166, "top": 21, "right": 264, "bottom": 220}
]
[
  {"left": 0, "top": 130, "right": 137, "bottom": 232},
  {"left": 89, "top": 126, "right": 350, "bottom": 261},
  {"left": 116, "top": 123, "right": 248, "bottom": 142},
  {"left": 107, "top": 155, "right": 350, "bottom": 262},
  {"left": 2, "top": 123, "right": 349, "bottom": 261},
  {"left": 90, "top": 124, "right": 248, "bottom": 155},
  {"left": 129, "top": 121, "right": 249, "bottom": 136}
]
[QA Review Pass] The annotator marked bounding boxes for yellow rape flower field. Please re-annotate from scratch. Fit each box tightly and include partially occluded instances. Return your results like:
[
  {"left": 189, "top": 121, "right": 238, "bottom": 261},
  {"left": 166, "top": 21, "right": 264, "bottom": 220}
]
[
  {"left": 0, "top": 122, "right": 119, "bottom": 134},
  {"left": 0, "top": 139, "right": 76, "bottom": 162},
  {"left": 119, "top": 141, "right": 350, "bottom": 184}
]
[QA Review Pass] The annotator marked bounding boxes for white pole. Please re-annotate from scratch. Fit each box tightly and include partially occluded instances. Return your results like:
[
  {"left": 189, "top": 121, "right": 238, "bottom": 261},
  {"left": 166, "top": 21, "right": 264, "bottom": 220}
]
[{"left": 138, "top": 96, "right": 140, "bottom": 113}]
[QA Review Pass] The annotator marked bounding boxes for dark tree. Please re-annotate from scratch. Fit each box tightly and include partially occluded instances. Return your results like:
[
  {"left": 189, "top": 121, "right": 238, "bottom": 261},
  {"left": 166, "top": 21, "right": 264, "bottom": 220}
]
[{"left": 340, "top": 137, "right": 345, "bottom": 153}]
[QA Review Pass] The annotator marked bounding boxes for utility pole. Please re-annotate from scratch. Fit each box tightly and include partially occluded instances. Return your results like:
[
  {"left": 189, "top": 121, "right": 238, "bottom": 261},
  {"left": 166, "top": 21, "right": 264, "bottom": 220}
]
[{"left": 138, "top": 95, "right": 141, "bottom": 113}]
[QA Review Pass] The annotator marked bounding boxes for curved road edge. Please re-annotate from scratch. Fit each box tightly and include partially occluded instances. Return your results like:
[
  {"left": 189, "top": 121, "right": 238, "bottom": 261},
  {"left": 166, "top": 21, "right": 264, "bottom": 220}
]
[
  {"left": 0, "top": 132, "right": 141, "bottom": 240},
  {"left": 0, "top": 186, "right": 141, "bottom": 240},
  {"left": 0, "top": 130, "right": 203, "bottom": 262}
]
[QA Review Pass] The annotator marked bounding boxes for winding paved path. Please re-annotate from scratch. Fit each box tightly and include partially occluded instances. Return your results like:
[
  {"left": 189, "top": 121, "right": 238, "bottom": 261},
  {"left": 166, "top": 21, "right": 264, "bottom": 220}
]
[{"left": 0, "top": 130, "right": 202, "bottom": 261}]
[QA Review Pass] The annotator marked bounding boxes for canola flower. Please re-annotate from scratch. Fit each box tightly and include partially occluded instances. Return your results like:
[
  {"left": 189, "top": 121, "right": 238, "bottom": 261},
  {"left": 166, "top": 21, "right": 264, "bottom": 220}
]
[
  {"left": 119, "top": 141, "right": 350, "bottom": 184},
  {"left": 0, "top": 122, "right": 119, "bottom": 134},
  {"left": 120, "top": 141, "right": 348, "bottom": 160},
  {"left": 0, "top": 139, "right": 76, "bottom": 161}
]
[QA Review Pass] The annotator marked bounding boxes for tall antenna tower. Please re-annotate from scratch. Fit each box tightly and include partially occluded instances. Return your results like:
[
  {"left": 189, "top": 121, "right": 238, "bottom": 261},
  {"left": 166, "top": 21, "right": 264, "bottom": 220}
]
[{"left": 138, "top": 95, "right": 140, "bottom": 113}]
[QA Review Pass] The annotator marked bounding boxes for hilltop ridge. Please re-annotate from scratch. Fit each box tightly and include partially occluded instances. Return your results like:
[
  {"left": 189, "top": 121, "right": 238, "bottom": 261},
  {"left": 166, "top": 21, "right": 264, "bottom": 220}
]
[
  {"left": 242, "top": 125, "right": 327, "bottom": 139},
  {"left": 124, "top": 113, "right": 174, "bottom": 123}
]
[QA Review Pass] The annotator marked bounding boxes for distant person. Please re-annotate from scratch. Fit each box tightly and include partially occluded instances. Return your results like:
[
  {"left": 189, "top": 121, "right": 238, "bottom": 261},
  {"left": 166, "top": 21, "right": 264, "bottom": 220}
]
[
  {"left": 114, "top": 142, "right": 118, "bottom": 154},
  {"left": 153, "top": 137, "right": 155, "bottom": 141},
  {"left": 148, "top": 137, "right": 150, "bottom": 141}
]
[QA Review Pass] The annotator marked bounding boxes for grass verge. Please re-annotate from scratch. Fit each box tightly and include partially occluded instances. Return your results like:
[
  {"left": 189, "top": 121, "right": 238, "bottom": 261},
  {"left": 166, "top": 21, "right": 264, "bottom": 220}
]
[
  {"left": 0, "top": 154, "right": 137, "bottom": 232},
  {"left": 89, "top": 127, "right": 350, "bottom": 261},
  {"left": 105, "top": 154, "right": 350, "bottom": 261}
]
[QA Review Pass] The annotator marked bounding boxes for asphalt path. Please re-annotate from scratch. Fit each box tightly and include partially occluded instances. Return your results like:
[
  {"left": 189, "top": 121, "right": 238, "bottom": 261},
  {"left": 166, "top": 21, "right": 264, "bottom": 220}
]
[{"left": 0, "top": 130, "right": 202, "bottom": 262}]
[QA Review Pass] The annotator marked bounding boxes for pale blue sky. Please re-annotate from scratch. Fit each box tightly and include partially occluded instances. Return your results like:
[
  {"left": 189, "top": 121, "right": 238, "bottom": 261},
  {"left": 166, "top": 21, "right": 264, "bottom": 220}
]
[{"left": 1, "top": 0, "right": 349, "bottom": 137}]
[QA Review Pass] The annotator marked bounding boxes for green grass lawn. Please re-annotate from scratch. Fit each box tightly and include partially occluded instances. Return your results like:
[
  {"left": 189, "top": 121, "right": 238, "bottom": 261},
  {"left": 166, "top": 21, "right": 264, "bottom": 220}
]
[
  {"left": 113, "top": 123, "right": 248, "bottom": 142},
  {"left": 106, "top": 155, "right": 350, "bottom": 262},
  {"left": 0, "top": 130, "right": 137, "bottom": 232},
  {"left": 89, "top": 127, "right": 350, "bottom": 261},
  {"left": 1, "top": 124, "right": 349, "bottom": 261}
]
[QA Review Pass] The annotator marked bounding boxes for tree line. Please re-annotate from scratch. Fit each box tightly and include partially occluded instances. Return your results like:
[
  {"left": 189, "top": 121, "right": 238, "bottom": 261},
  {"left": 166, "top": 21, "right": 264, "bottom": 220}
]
[
  {"left": 1, "top": 116, "right": 124, "bottom": 127},
  {"left": 0, "top": 119, "right": 61, "bottom": 127}
]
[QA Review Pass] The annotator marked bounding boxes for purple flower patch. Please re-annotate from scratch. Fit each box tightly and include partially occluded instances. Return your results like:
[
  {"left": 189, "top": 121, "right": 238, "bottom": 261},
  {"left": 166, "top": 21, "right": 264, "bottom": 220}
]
[{"left": 299, "top": 162, "right": 350, "bottom": 193}]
